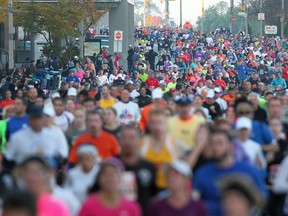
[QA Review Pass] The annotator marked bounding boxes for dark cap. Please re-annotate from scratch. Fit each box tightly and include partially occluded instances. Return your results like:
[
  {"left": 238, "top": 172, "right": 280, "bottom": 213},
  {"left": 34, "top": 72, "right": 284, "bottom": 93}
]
[
  {"left": 174, "top": 95, "right": 194, "bottom": 106},
  {"left": 21, "top": 155, "right": 59, "bottom": 170},
  {"left": 29, "top": 106, "right": 44, "bottom": 118},
  {"left": 92, "top": 83, "right": 98, "bottom": 87}
]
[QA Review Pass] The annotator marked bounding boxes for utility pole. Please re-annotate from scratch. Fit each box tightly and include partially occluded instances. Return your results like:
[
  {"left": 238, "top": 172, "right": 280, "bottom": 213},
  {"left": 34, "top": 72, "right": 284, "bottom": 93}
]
[
  {"left": 230, "top": 0, "right": 234, "bottom": 34},
  {"left": 281, "top": 0, "right": 285, "bottom": 38},
  {"left": 201, "top": 0, "right": 204, "bottom": 34},
  {"left": 180, "top": 0, "right": 182, "bottom": 27},
  {"left": 245, "top": 0, "right": 248, "bottom": 34},
  {"left": 8, "top": 0, "right": 14, "bottom": 70},
  {"left": 260, "top": 0, "right": 263, "bottom": 37},
  {"left": 79, "top": 21, "right": 84, "bottom": 59},
  {"left": 165, "top": 0, "right": 169, "bottom": 27}
]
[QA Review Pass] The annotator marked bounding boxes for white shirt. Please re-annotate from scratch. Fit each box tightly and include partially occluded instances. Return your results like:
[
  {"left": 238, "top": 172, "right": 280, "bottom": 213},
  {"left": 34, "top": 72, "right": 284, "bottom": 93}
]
[
  {"left": 130, "top": 90, "right": 140, "bottom": 99},
  {"left": 5, "top": 127, "right": 67, "bottom": 163},
  {"left": 109, "top": 74, "right": 117, "bottom": 84},
  {"left": 46, "top": 125, "right": 69, "bottom": 158},
  {"left": 64, "top": 165, "right": 99, "bottom": 202},
  {"left": 241, "top": 139, "right": 266, "bottom": 169},
  {"left": 53, "top": 184, "right": 81, "bottom": 216},
  {"left": 215, "top": 97, "right": 228, "bottom": 112},
  {"left": 113, "top": 101, "right": 141, "bottom": 125},
  {"left": 54, "top": 111, "right": 74, "bottom": 132},
  {"left": 98, "top": 75, "right": 108, "bottom": 86}
]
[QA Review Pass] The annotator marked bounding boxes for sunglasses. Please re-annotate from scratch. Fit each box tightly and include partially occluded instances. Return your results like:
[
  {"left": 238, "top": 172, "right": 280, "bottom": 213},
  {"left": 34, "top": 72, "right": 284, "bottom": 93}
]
[{"left": 237, "top": 111, "right": 251, "bottom": 115}]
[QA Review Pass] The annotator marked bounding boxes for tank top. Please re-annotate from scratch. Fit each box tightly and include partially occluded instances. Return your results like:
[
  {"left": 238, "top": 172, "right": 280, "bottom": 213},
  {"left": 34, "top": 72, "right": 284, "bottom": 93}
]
[{"left": 141, "top": 135, "right": 177, "bottom": 189}]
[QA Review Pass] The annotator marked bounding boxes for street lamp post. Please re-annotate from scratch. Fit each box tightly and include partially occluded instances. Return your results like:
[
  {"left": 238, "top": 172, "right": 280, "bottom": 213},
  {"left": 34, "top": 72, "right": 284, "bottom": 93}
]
[
  {"left": 201, "top": 0, "right": 204, "bottom": 34},
  {"left": 230, "top": 0, "right": 234, "bottom": 34},
  {"left": 281, "top": 0, "right": 285, "bottom": 38},
  {"left": 260, "top": 0, "right": 263, "bottom": 37},
  {"left": 180, "top": 0, "right": 182, "bottom": 27},
  {"left": 8, "top": 0, "right": 14, "bottom": 70}
]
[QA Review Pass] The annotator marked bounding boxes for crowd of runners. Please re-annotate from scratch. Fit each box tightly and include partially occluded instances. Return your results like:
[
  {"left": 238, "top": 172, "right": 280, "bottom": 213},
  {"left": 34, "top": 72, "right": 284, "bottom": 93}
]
[{"left": 1, "top": 26, "right": 288, "bottom": 216}]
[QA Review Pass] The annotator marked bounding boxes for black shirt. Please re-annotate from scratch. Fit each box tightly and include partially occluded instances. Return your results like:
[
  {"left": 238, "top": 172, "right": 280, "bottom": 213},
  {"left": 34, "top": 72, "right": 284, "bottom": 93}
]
[
  {"left": 253, "top": 106, "right": 268, "bottom": 124},
  {"left": 203, "top": 101, "right": 222, "bottom": 120},
  {"left": 123, "top": 159, "right": 157, "bottom": 216},
  {"left": 134, "top": 95, "right": 151, "bottom": 108}
]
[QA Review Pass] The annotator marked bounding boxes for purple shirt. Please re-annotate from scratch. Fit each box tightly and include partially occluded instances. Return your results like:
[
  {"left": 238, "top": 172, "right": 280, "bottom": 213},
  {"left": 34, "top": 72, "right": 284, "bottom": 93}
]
[{"left": 147, "top": 197, "right": 209, "bottom": 216}]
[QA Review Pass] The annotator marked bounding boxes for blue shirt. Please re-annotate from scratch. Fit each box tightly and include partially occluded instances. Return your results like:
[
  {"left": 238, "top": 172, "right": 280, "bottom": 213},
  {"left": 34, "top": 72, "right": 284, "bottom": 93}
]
[
  {"left": 6, "top": 114, "right": 29, "bottom": 140},
  {"left": 66, "top": 76, "right": 80, "bottom": 83},
  {"left": 235, "top": 64, "right": 248, "bottom": 79},
  {"left": 251, "top": 120, "right": 274, "bottom": 145},
  {"left": 193, "top": 161, "right": 267, "bottom": 216}
]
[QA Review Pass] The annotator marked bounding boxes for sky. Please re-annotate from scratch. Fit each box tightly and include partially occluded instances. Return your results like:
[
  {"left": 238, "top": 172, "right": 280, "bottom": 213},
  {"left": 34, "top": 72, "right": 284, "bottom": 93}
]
[{"left": 157, "top": 0, "right": 238, "bottom": 25}]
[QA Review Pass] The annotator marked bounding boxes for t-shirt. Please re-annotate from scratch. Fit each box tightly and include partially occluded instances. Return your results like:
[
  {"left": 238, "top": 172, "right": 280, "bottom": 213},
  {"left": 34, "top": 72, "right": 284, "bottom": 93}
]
[
  {"left": 147, "top": 197, "right": 208, "bottom": 216},
  {"left": 5, "top": 127, "right": 67, "bottom": 163},
  {"left": 68, "top": 131, "right": 120, "bottom": 164},
  {"left": 167, "top": 115, "right": 205, "bottom": 148},
  {"left": 6, "top": 114, "right": 29, "bottom": 140},
  {"left": 193, "top": 161, "right": 267, "bottom": 216},
  {"left": 65, "top": 127, "right": 87, "bottom": 147},
  {"left": 100, "top": 98, "right": 116, "bottom": 109},
  {"left": 37, "top": 194, "right": 70, "bottom": 216},
  {"left": 78, "top": 194, "right": 141, "bottom": 216},
  {"left": 64, "top": 165, "right": 99, "bottom": 202},
  {"left": 124, "top": 160, "right": 157, "bottom": 216},
  {"left": 113, "top": 101, "right": 141, "bottom": 125},
  {"left": 54, "top": 111, "right": 74, "bottom": 132}
]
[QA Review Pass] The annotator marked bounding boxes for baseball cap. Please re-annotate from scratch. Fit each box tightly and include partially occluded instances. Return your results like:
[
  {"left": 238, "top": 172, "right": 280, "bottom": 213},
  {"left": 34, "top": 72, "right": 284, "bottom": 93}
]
[
  {"left": 174, "top": 95, "right": 194, "bottom": 106},
  {"left": 152, "top": 88, "right": 163, "bottom": 99},
  {"left": 127, "top": 80, "right": 134, "bottom": 85},
  {"left": 236, "top": 117, "right": 252, "bottom": 130},
  {"left": 116, "top": 74, "right": 123, "bottom": 79},
  {"left": 92, "top": 83, "right": 98, "bottom": 87},
  {"left": 29, "top": 106, "right": 44, "bottom": 118},
  {"left": 67, "top": 87, "right": 77, "bottom": 97},
  {"left": 50, "top": 91, "right": 60, "bottom": 99},
  {"left": 77, "top": 144, "right": 99, "bottom": 158},
  {"left": 214, "top": 87, "right": 221, "bottom": 93},
  {"left": 206, "top": 90, "right": 215, "bottom": 98},
  {"left": 168, "top": 160, "right": 192, "bottom": 178},
  {"left": 159, "top": 80, "right": 167, "bottom": 86}
]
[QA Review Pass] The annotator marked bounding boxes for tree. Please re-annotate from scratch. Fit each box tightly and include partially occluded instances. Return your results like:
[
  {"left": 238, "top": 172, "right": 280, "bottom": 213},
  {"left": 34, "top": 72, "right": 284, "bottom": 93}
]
[
  {"left": 12, "top": 0, "right": 105, "bottom": 58},
  {"left": 135, "top": 0, "right": 162, "bottom": 26}
]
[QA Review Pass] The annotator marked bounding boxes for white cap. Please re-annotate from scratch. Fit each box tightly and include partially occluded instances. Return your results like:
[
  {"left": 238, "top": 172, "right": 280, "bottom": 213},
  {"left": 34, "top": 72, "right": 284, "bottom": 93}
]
[
  {"left": 214, "top": 87, "right": 221, "bottom": 93},
  {"left": 159, "top": 80, "right": 166, "bottom": 86},
  {"left": 67, "top": 87, "right": 77, "bottom": 96},
  {"left": 236, "top": 117, "right": 252, "bottom": 130},
  {"left": 51, "top": 91, "right": 60, "bottom": 99},
  {"left": 116, "top": 74, "right": 123, "bottom": 79},
  {"left": 169, "top": 160, "right": 192, "bottom": 178},
  {"left": 127, "top": 80, "right": 133, "bottom": 84},
  {"left": 206, "top": 90, "right": 215, "bottom": 98},
  {"left": 43, "top": 105, "right": 56, "bottom": 117},
  {"left": 152, "top": 88, "right": 163, "bottom": 99},
  {"left": 77, "top": 144, "right": 99, "bottom": 158}
]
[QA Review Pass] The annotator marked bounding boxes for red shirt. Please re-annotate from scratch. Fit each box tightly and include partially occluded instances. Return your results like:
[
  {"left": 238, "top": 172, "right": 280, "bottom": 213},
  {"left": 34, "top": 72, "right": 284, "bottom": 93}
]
[
  {"left": 214, "top": 80, "right": 227, "bottom": 90},
  {"left": 146, "top": 78, "right": 159, "bottom": 89},
  {"left": 0, "top": 99, "right": 14, "bottom": 109},
  {"left": 283, "top": 67, "right": 288, "bottom": 81}
]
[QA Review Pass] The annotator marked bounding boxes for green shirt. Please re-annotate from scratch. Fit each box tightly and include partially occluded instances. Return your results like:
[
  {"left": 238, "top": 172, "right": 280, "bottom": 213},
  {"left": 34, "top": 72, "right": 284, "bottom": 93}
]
[
  {"left": 0, "top": 119, "right": 7, "bottom": 153},
  {"left": 167, "top": 82, "right": 177, "bottom": 90},
  {"left": 139, "top": 73, "right": 149, "bottom": 82}
]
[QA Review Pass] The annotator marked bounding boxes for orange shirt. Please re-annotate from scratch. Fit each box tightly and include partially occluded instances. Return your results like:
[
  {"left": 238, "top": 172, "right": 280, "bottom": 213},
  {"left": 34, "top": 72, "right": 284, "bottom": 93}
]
[
  {"left": 68, "top": 131, "right": 120, "bottom": 164},
  {"left": 139, "top": 103, "right": 166, "bottom": 131},
  {"left": 222, "top": 94, "right": 236, "bottom": 104}
]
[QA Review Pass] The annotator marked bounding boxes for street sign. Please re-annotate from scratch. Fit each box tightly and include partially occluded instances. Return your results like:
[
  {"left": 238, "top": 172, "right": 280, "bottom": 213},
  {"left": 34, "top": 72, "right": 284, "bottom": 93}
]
[
  {"left": 280, "top": 17, "right": 284, "bottom": 22},
  {"left": 258, "top": 13, "right": 265, "bottom": 21},
  {"left": 265, "top": 25, "right": 277, "bottom": 34},
  {"left": 238, "top": 12, "right": 245, "bottom": 16},
  {"left": 244, "top": 13, "right": 247, "bottom": 18},
  {"left": 231, "top": 16, "right": 236, "bottom": 23},
  {"left": 114, "top": 30, "right": 123, "bottom": 41}
]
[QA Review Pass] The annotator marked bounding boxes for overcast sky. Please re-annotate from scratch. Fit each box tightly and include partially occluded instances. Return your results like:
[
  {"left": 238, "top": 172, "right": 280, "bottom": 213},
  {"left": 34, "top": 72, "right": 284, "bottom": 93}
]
[{"left": 158, "top": 0, "right": 242, "bottom": 25}]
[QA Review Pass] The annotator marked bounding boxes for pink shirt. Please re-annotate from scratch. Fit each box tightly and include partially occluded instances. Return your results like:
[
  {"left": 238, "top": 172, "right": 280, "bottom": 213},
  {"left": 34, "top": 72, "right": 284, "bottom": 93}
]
[
  {"left": 79, "top": 194, "right": 142, "bottom": 216},
  {"left": 37, "top": 194, "right": 70, "bottom": 216},
  {"left": 75, "top": 71, "right": 85, "bottom": 81}
]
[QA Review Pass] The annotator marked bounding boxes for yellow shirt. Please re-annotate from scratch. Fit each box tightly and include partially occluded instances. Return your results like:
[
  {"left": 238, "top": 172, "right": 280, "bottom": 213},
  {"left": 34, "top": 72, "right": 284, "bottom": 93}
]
[
  {"left": 100, "top": 97, "right": 116, "bottom": 109},
  {"left": 140, "top": 135, "right": 177, "bottom": 189},
  {"left": 167, "top": 115, "right": 205, "bottom": 148}
]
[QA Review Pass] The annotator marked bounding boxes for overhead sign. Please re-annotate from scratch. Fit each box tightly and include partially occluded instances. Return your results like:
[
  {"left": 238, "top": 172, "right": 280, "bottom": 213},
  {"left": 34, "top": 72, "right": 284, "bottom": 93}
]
[
  {"left": 258, "top": 13, "right": 265, "bottom": 21},
  {"left": 265, "top": 25, "right": 277, "bottom": 34},
  {"left": 114, "top": 30, "right": 123, "bottom": 41}
]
